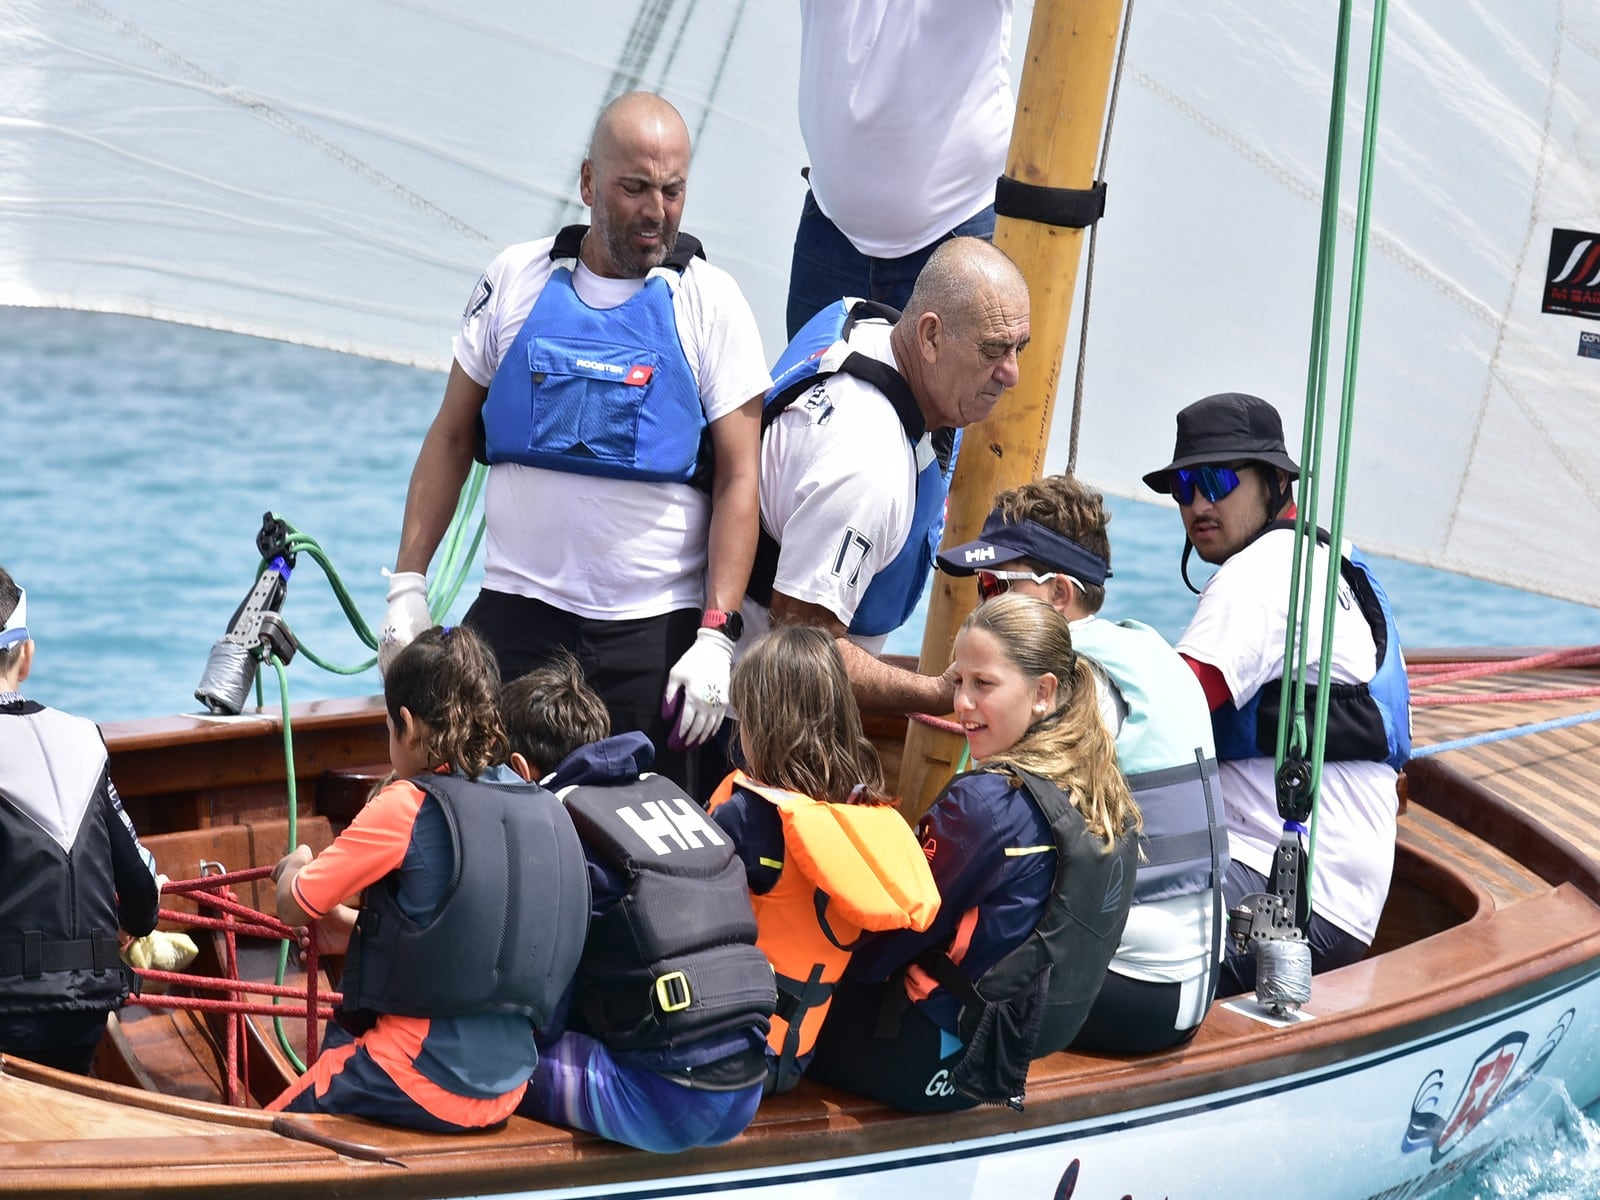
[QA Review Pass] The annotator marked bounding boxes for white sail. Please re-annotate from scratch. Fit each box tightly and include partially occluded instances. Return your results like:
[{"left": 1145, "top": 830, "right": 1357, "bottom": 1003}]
[
  {"left": 2, "top": 0, "right": 1597, "bottom": 606},
  {"left": 1068, "top": 0, "right": 1600, "bottom": 607},
  {"left": 0, "top": 0, "right": 810, "bottom": 364}
]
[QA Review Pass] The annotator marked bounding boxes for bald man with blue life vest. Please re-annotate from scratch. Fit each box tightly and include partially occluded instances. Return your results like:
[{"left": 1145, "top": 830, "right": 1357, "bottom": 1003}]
[
  {"left": 380, "top": 93, "right": 769, "bottom": 797},
  {"left": 742, "top": 236, "right": 1030, "bottom": 716}
]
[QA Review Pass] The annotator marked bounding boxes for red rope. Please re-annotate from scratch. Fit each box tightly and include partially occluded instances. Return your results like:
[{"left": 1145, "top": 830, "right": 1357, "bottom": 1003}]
[
  {"left": 156, "top": 909, "right": 290, "bottom": 941},
  {"left": 1408, "top": 646, "right": 1600, "bottom": 687},
  {"left": 162, "top": 865, "right": 275, "bottom": 893},
  {"left": 139, "top": 864, "right": 336, "bottom": 1090},
  {"left": 136, "top": 969, "right": 342, "bottom": 1004},
  {"left": 1414, "top": 686, "right": 1600, "bottom": 708},
  {"left": 142, "top": 994, "right": 336, "bottom": 1020},
  {"left": 909, "top": 711, "right": 963, "bottom": 736}
]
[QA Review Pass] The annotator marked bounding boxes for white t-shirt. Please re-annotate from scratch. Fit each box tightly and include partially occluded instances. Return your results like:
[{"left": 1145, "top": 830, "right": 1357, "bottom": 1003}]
[
  {"left": 452, "top": 238, "right": 770, "bottom": 620},
  {"left": 797, "top": 0, "right": 1015, "bottom": 257},
  {"left": 1176, "top": 528, "right": 1398, "bottom": 944},
  {"left": 740, "top": 321, "right": 927, "bottom": 655}
]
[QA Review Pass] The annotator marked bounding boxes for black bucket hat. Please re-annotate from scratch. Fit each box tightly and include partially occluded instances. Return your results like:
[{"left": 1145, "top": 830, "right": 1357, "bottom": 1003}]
[{"left": 1141, "top": 392, "right": 1301, "bottom": 494}]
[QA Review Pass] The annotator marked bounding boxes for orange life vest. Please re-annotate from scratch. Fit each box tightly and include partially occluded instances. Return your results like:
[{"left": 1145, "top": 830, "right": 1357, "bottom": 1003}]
[{"left": 709, "top": 770, "right": 940, "bottom": 1091}]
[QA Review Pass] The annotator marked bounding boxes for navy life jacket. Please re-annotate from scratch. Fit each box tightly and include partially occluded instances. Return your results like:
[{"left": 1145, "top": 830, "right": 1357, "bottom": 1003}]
[
  {"left": 745, "top": 298, "right": 954, "bottom": 637},
  {"left": 561, "top": 773, "right": 776, "bottom": 1053},
  {"left": 0, "top": 706, "right": 141, "bottom": 1015},
  {"left": 911, "top": 769, "right": 1136, "bottom": 1107},
  {"left": 1211, "top": 523, "right": 1411, "bottom": 772},
  {"left": 340, "top": 774, "right": 590, "bottom": 1025},
  {"left": 1069, "top": 618, "right": 1228, "bottom": 907},
  {"left": 478, "top": 224, "right": 711, "bottom": 485}
]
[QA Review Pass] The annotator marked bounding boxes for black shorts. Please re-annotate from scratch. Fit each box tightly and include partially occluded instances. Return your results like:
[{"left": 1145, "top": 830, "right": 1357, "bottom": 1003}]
[
  {"left": 804, "top": 977, "right": 977, "bottom": 1113},
  {"left": 464, "top": 590, "right": 700, "bottom": 790}
]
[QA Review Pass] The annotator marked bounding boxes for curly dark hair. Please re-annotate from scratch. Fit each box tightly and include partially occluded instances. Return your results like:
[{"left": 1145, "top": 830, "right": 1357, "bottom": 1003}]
[{"left": 383, "top": 625, "right": 509, "bottom": 779}]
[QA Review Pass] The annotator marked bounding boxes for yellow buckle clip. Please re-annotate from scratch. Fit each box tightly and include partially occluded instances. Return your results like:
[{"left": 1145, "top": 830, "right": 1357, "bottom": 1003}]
[{"left": 655, "top": 971, "right": 692, "bottom": 1013}]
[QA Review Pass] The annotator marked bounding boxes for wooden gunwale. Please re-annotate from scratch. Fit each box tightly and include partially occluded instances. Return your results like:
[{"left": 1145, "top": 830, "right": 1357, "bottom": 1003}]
[{"left": 34, "top": 653, "right": 1597, "bottom": 1197}]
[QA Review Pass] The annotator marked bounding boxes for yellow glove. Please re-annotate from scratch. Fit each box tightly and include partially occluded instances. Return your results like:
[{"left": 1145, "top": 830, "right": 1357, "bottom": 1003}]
[{"left": 121, "top": 930, "right": 199, "bottom": 973}]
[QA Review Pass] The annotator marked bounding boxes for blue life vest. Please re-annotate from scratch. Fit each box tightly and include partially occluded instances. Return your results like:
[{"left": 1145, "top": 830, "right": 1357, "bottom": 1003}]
[
  {"left": 746, "top": 299, "right": 954, "bottom": 637},
  {"left": 1069, "top": 617, "right": 1228, "bottom": 906},
  {"left": 1211, "top": 526, "right": 1411, "bottom": 772},
  {"left": 478, "top": 225, "right": 708, "bottom": 483}
]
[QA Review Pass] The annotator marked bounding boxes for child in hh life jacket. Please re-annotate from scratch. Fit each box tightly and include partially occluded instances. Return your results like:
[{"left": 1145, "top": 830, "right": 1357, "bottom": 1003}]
[
  {"left": 807, "top": 594, "right": 1143, "bottom": 1113},
  {"left": 708, "top": 625, "right": 941, "bottom": 1095},
  {"left": 502, "top": 651, "right": 776, "bottom": 1155},
  {"left": 269, "top": 626, "right": 589, "bottom": 1132}
]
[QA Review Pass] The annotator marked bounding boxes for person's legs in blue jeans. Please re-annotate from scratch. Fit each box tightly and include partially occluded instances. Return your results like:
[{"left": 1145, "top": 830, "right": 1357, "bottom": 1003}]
[
  {"left": 518, "top": 1031, "right": 761, "bottom": 1153},
  {"left": 785, "top": 192, "right": 998, "bottom": 340}
]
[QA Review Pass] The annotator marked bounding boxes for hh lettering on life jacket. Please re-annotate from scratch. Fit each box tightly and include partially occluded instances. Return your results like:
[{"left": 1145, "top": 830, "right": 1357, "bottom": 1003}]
[{"left": 617, "top": 797, "right": 728, "bottom": 856}]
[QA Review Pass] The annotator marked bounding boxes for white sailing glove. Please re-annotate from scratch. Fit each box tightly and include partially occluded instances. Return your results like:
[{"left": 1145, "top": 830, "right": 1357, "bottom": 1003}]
[
  {"left": 378, "top": 571, "right": 430, "bottom": 677},
  {"left": 662, "top": 626, "right": 736, "bottom": 749}
]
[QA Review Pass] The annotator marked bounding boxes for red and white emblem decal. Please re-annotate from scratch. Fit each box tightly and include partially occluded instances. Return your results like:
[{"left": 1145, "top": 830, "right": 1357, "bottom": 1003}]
[{"left": 625, "top": 365, "right": 653, "bottom": 386}]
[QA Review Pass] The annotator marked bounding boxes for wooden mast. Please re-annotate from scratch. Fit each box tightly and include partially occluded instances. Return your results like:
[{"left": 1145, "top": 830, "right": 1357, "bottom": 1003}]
[{"left": 898, "top": 0, "right": 1130, "bottom": 819}]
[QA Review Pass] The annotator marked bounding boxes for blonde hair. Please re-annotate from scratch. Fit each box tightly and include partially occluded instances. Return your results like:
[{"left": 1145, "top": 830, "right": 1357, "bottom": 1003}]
[
  {"left": 958, "top": 594, "right": 1140, "bottom": 845},
  {"left": 730, "top": 625, "right": 889, "bottom": 806},
  {"left": 384, "top": 625, "right": 508, "bottom": 779}
]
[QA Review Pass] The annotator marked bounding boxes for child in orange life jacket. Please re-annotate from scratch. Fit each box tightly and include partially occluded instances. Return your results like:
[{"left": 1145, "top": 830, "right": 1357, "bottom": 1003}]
[
  {"left": 502, "top": 652, "right": 775, "bottom": 1154},
  {"left": 269, "top": 626, "right": 589, "bottom": 1132},
  {"left": 806, "top": 595, "right": 1141, "bottom": 1112},
  {"left": 708, "top": 625, "right": 941, "bottom": 1094}
]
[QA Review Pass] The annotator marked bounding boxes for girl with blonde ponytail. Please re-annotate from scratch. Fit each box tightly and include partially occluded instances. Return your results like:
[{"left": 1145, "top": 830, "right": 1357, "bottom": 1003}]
[{"left": 809, "top": 594, "right": 1141, "bottom": 1112}]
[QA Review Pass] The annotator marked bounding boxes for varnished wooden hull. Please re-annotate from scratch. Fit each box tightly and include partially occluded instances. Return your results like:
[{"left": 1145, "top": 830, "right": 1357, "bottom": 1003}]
[{"left": 3, "top": 654, "right": 1600, "bottom": 1198}]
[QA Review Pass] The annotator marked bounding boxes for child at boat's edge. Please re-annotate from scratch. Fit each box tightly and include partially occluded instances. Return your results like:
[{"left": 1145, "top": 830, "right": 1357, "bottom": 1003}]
[
  {"left": 806, "top": 594, "right": 1141, "bottom": 1112},
  {"left": 269, "top": 625, "right": 590, "bottom": 1132},
  {"left": 0, "top": 565, "right": 162, "bottom": 1074},
  {"left": 707, "top": 624, "right": 941, "bottom": 1095},
  {"left": 501, "top": 651, "right": 775, "bottom": 1153}
]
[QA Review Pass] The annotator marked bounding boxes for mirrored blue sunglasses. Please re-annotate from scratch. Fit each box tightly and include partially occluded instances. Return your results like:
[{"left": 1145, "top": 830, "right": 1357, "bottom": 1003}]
[{"left": 1170, "top": 465, "right": 1244, "bottom": 506}]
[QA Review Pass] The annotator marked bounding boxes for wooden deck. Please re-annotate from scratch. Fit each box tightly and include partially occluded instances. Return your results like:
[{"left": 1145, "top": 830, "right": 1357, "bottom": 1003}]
[{"left": 1403, "top": 654, "right": 1600, "bottom": 906}]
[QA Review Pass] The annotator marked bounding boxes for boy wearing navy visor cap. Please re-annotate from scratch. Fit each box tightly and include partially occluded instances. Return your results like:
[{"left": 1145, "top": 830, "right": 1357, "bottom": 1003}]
[{"left": 936, "top": 475, "right": 1227, "bottom": 1053}]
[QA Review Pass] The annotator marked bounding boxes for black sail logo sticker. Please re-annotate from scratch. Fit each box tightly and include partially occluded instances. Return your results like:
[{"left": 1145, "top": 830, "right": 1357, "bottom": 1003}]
[{"left": 1542, "top": 228, "right": 1600, "bottom": 320}]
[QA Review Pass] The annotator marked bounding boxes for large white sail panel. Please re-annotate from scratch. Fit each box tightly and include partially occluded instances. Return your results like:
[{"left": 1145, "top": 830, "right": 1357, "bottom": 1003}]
[
  {"left": 1064, "top": 0, "right": 1600, "bottom": 606},
  {"left": 0, "top": 0, "right": 808, "bottom": 366}
]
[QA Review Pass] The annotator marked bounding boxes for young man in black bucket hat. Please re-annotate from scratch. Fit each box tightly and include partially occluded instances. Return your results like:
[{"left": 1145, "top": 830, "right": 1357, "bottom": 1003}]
[{"left": 1144, "top": 392, "right": 1412, "bottom": 997}]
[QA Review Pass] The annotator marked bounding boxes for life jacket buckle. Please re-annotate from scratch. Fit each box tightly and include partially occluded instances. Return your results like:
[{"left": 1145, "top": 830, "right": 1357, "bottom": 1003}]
[{"left": 654, "top": 970, "right": 692, "bottom": 1013}]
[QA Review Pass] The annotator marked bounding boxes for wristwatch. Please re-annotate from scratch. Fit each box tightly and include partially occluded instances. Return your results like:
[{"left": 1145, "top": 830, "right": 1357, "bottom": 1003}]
[{"left": 701, "top": 608, "right": 744, "bottom": 643}]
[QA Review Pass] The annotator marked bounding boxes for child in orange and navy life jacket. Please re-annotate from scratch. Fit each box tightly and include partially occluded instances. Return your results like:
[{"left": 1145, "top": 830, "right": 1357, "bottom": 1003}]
[
  {"left": 708, "top": 624, "right": 940, "bottom": 1094},
  {"left": 806, "top": 594, "right": 1142, "bottom": 1112},
  {"left": 270, "top": 625, "right": 590, "bottom": 1131},
  {"left": 501, "top": 651, "right": 775, "bottom": 1154}
]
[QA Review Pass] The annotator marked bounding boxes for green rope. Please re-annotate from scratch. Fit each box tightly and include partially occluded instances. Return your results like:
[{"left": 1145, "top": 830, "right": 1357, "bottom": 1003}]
[
  {"left": 1277, "top": 0, "right": 1391, "bottom": 889},
  {"left": 225, "top": 464, "right": 488, "bottom": 1074},
  {"left": 265, "top": 655, "right": 307, "bottom": 1074},
  {"left": 239, "top": 463, "right": 489, "bottom": 679}
]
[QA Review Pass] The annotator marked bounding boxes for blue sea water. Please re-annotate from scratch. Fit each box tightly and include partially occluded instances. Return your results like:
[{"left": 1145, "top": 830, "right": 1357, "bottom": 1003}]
[
  {"left": 5, "top": 307, "right": 1596, "bottom": 728},
  {"left": 5, "top": 307, "right": 1600, "bottom": 1197}
]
